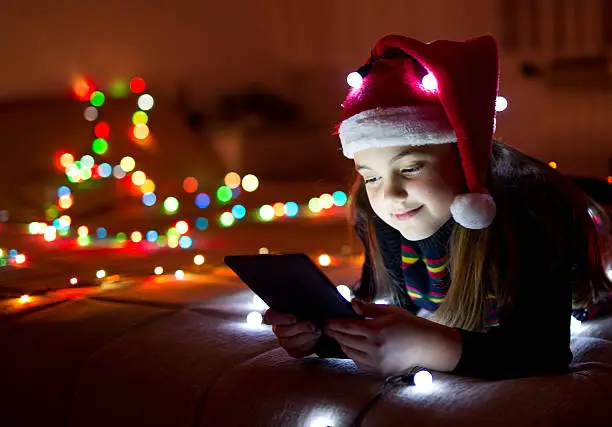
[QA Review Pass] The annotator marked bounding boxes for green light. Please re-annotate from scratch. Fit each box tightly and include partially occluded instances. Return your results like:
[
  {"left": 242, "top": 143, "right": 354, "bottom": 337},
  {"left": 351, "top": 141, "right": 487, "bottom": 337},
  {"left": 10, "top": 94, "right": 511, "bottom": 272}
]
[
  {"left": 77, "top": 235, "right": 91, "bottom": 246},
  {"left": 259, "top": 205, "right": 275, "bottom": 221},
  {"left": 220, "top": 212, "right": 235, "bottom": 227},
  {"left": 90, "top": 91, "right": 105, "bottom": 107},
  {"left": 132, "top": 111, "right": 148, "bottom": 125},
  {"left": 109, "top": 80, "right": 129, "bottom": 98},
  {"left": 59, "top": 228, "right": 70, "bottom": 236},
  {"left": 45, "top": 206, "right": 59, "bottom": 221},
  {"left": 164, "top": 197, "right": 179, "bottom": 214},
  {"left": 216, "top": 186, "right": 232, "bottom": 203},
  {"left": 166, "top": 227, "right": 180, "bottom": 239},
  {"left": 92, "top": 138, "right": 108, "bottom": 155},
  {"left": 157, "top": 236, "right": 167, "bottom": 247},
  {"left": 81, "top": 168, "right": 92, "bottom": 180},
  {"left": 116, "top": 232, "right": 127, "bottom": 242}
]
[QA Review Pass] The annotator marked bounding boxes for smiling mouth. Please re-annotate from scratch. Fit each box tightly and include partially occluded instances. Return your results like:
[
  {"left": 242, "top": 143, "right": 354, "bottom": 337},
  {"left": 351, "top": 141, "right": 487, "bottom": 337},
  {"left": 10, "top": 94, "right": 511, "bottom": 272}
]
[{"left": 393, "top": 206, "right": 423, "bottom": 220}]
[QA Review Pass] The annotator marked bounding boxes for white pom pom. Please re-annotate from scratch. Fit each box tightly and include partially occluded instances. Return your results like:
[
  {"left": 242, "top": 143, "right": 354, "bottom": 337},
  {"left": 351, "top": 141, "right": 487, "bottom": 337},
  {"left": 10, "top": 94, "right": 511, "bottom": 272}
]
[{"left": 450, "top": 193, "right": 496, "bottom": 229}]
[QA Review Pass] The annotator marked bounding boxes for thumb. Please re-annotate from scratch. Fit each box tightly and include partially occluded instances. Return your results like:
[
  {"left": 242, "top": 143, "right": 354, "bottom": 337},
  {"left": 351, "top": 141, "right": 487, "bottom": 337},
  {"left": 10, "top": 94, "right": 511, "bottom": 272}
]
[{"left": 352, "top": 299, "right": 390, "bottom": 318}]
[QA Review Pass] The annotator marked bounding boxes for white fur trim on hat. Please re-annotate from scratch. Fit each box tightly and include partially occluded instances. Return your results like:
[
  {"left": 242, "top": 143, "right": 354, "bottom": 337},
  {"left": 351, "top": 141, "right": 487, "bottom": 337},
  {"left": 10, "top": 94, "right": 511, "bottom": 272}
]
[
  {"left": 450, "top": 193, "right": 496, "bottom": 229},
  {"left": 338, "top": 105, "right": 456, "bottom": 159}
]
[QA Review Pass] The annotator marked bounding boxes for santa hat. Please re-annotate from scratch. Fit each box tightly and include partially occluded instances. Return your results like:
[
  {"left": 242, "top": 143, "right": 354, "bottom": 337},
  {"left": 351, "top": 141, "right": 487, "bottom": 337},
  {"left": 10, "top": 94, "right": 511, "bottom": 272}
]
[{"left": 337, "top": 34, "right": 499, "bottom": 230}]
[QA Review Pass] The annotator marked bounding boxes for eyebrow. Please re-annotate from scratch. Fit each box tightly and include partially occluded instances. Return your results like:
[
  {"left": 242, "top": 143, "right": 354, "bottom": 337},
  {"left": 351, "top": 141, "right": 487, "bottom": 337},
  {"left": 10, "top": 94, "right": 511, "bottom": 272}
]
[{"left": 355, "top": 147, "right": 419, "bottom": 171}]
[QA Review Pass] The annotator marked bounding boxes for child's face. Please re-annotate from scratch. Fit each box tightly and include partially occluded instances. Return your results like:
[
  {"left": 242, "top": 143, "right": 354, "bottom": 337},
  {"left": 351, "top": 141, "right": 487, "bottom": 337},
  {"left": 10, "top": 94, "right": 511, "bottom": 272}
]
[{"left": 354, "top": 143, "right": 465, "bottom": 240}]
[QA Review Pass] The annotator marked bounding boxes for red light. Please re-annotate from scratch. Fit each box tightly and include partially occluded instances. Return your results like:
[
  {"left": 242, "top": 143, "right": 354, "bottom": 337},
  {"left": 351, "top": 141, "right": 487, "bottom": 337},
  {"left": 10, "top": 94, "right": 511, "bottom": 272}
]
[
  {"left": 607, "top": 176, "right": 612, "bottom": 185},
  {"left": 73, "top": 78, "right": 95, "bottom": 101},
  {"left": 94, "top": 122, "right": 110, "bottom": 139},
  {"left": 130, "top": 78, "right": 146, "bottom": 94}
]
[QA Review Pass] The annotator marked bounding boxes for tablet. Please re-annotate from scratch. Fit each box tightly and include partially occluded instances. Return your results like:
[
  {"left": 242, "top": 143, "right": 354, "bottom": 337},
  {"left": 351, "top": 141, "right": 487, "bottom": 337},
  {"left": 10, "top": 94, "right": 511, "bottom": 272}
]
[{"left": 224, "top": 253, "right": 361, "bottom": 326}]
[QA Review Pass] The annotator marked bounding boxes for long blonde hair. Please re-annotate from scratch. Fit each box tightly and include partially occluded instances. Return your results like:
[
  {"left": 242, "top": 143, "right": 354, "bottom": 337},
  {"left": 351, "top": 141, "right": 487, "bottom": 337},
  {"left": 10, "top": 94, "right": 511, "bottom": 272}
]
[{"left": 350, "top": 142, "right": 612, "bottom": 331}]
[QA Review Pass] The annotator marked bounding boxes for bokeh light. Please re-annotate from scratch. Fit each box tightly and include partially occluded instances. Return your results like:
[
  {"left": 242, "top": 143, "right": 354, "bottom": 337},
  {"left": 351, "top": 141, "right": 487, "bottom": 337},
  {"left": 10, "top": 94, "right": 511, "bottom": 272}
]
[
  {"left": 174, "top": 269, "right": 185, "bottom": 280},
  {"left": 94, "top": 122, "right": 110, "bottom": 139},
  {"left": 96, "top": 269, "right": 106, "bottom": 279},
  {"left": 194, "top": 254, "right": 205, "bottom": 265},
  {"left": 318, "top": 254, "right": 332, "bottom": 266},
  {"left": 57, "top": 186, "right": 71, "bottom": 198},
  {"left": 60, "top": 153, "right": 74, "bottom": 168},
  {"left": 146, "top": 230, "right": 159, "bottom": 242},
  {"left": 84, "top": 106, "right": 98, "bottom": 121},
  {"left": 195, "top": 193, "right": 210, "bottom": 208},
  {"left": 109, "top": 79, "right": 129, "bottom": 98},
  {"left": 133, "top": 124, "right": 150, "bottom": 140},
  {"left": 130, "top": 77, "right": 146, "bottom": 94},
  {"left": 131, "top": 171, "right": 147, "bottom": 186},
  {"left": 73, "top": 78, "right": 95, "bottom": 101},
  {"left": 284, "top": 202, "right": 299, "bottom": 217},
  {"left": 224, "top": 172, "right": 241, "bottom": 189},
  {"left": 44, "top": 226, "right": 57, "bottom": 242},
  {"left": 216, "top": 186, "right": 232, "bottom": 203},
  {"left": 70, "top": 277, "right": 78, "bottom": 285},
  {"left": 98, "top": 163, "right": 112, "bottom": 178},
  {"left": 19, "top": 295, "right": 31, "bottom": 304},
  {"left": 141, "top": 179, "right": 155, "bottom": 193},
  {"left": 232, "top": 204, "right": 246, "bottom": 219},
  {"left": 175, "top": 220, "right": 189, "bottom": 234},
  {"left": 273, "top": 202, "right": 285, "bottom": 217},
  {"left": 92, "top": 138, "right": 108, "bottom": 155},
  {"left": 168, "top": 236, "right": 179, "bottom": 248},
  {"left": 179, "top": 236, "right": 192, "bottom": 248},
  {"left": 77, "top": 226, "right": 89, "bottom": 237},
  {"left": 113, "top": 165, "right": 126, "bottom": 179},
  {"left": 154, "top": 266, "right": 163, "bottom": 275},
  {"left": 120, "top": 156, "right": 136, "bottom": 172},
  {"left": 164, "top": 197, "right": 179, "bottom": 214},
  {"left": 319, "top": 193, "right": 334, "bottom": 209},
  {"left": 97, "top": 227, "right": 107, "bottom": 238},
  {"left": 131, "top": 231, "right": 143, "bottom": 243},
  {"left": 90, "top": 91, "right": 105, "bottom": 107},
  {"left": 195, "top": 217, "right": 208, "bottom": 230},
  {"left": 332, "top": 191, "right": 348, "bottom": 207},
  {"left": 116, "top": 232, "right": 127, "bottom": 242},
  {"left": 15, "top": 254, "right": 26, "bottom": 264},
  {"left": 132, "top": 111, "right": 149, "bottom": 125},
  {"left": 142, "top": 192, "right": 156, "bottom": 207},
  {"left": 138, "top": 94, "right": 154, "bottom": 111},
  {"left": 308, "top": 198, "right": 322, "bottom": 213},
  {"left": 259, "top": 205, "right": 275, "bottom": 221},
  {"left": 58, "top": 195, "right": 73, "bottom": 210},
  {"left": 241, "top": 174, "right": 259, "bottom": 192},
  {"left": 81, "top": 155, "right": 94, "bottom": 169},
  {"left": 183, "top": 177, "right": 198, "bottom": 193},
  {"left": 220, "top": 212, "right": 235, "bottom": 227}
]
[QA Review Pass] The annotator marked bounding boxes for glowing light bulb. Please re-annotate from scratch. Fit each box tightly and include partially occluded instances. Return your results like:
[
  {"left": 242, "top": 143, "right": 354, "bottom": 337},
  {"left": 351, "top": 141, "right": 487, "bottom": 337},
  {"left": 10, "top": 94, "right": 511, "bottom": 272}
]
[
  {"left": 246, "top": 311, "right": 263, "bottom": 327},
  {"left": 346, "top": 71, "right": 363, "bottom": 88},
  {"left": 70, "top": 277, "right": 78, "bottom": 285},
  {"left": 193, "top": 254, "right": 205, "bottom": 265},
  {"left": 413, "top": 370, "right": 433, "bottom": 388},
  {"left": 131, "top": 231, "right": 142, "bottom": 243},
  {"left": 132, "top": 124, "right": 150, "bottom": 140},
  {"left": 138, "top": 94, "right": 154, "bottom": 111},
  {"left": 548, "top": 161, "right": 558, "bottom": 169},
  {"left": 318, "top": 254, "right": 331, "bottom": 266},
  {"left": 174, "top": 269, "right": 185, "bottom": 280},
  {"left": 154, "top": 266, "right": 163, "bottom": 275},
  {"left": 19, "top": 295, "right": 30, "bottom": 304},
  {"left": 495, "top": 96, "right": 508, "bottom": 112},
  {"left": 421, "top": 73, "right": 438, "bottom": 91},
  {"left": 336, "top": 285, "right": 352, "bottom": 301},
  {"left": 259, "top": 247, "right": 269, "bottom": 254},
  {"left": 96, "top": 269, "right": 106, "bottom": 279}
]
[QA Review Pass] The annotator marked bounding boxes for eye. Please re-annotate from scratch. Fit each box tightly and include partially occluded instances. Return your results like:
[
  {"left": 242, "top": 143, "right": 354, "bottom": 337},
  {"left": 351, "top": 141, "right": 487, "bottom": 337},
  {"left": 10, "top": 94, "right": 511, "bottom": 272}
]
[
  {"left": 364, "top": 176, "right": 381, "bottom": 184},
  {"left": 400, "top": 163, "right": 424, "bottom": 176}
]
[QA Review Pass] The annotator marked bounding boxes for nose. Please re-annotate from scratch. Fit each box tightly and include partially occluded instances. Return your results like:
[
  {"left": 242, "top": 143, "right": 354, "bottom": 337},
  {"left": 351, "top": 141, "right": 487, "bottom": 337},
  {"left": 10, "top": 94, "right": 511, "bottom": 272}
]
[{"left": 383, "top": 176, "right": 407, "bottom": 201}]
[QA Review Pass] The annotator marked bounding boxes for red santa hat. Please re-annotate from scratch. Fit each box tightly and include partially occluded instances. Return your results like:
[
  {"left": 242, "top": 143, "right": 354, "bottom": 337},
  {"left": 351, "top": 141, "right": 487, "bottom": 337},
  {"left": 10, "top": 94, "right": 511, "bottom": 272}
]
[{"left": 337, "top": 34, "right": 499, "bottom": 230}]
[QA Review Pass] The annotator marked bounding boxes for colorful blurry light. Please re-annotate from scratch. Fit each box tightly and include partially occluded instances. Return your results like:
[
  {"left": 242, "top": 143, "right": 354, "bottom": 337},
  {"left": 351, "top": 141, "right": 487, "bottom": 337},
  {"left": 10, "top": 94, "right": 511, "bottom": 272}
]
[
  {"left": 77, "top": 226, "right": 89, "bottom": 237},
  {"left": 259, "top": 205, "right": 275, "bottom": 221},
  {"left": 318, "top": 254, "right": 332, "bottom": 267},
  {"left": 81, "top": 155, "right": 95, "bottom": 169},
  {"left": 116, "top": 232, "right": 127, "bottom": 242},
  {"left": 332, "top": 191, "right": 348, "bottom": 207},
  {"left": 109, "top": 79, "right": 129, "bottom": 98},
  {"left": 549, "top": 161, "right": 558, "bottom": 169},
  {"left": 84, "top": 106, "right": 98, "bottom": 121},
  {"left": 194, "top": 254, "right": 205, "bottom": 265},
  {"left": 97, "top": 227, "right": 107, "bottom": 238},
  {"left": 608, "top": 176, "right": 612, "bottom": 185},
  {"left": 73, "top": 78, "right": 95, "bottom": 101},
  {"left": 90, "top": 91, "right": 105, "bottom": 107},
  {"left": 167, "top": 236, "right": 179, "bottom": 248},
  {"left": 308, "top": 198, "right": 322, "bottom": 213},
  {"left": 231, "top": 186, "right": 241, "bottom": 199},
  {"left": 45, "top": 205, "right": 59, "bottom": 221},
  {"left": 284, "top": 202, "right": 299, "bottom": 217},
  {"left": 130, "top": 77, "right": 146, "bottom": 94},
  {"left": 242, "top": 174, "right": 259, "bottom": 192},
  {"left": 319, "top": 193, "right": 334, "bottom": 209},
  {"left": 132, "top": 111, "right": 148, "bottom": 125},
  {"left": 232, "top": 204, "right": 246, "bottom": 219},
  {"left": 259, "top": 247, "right": 270, "bottom": 254},
  {"left": 195, "top": 217, "right": 208, "bottom": 230},
  {"left": 59, "top": 215, "right": 71, "bottom": 227},
  {"left": 77, "top": 236, "right": 91, "bottom": 246},
  {"left": 146, "top": 230, "right": 159, "bottom": 242},
  {"left": 19, "top": 295, "right": 31, "bottom": 304},
  {"left": 44, "top": 226, "right": 57, "bottom": 242},
  {"left": 347, "top": 71, "right": 363, "bottom": 88},
  {"left": 179, "top": 236, "right": 192, "bottom": 248},
  {"left": 175, "top": 220, "right": 189, "bottom": 235},
  {"left": 220, "top": 212, "right": 235, "bottom": 227},
  {"left": 131, "top": 231, "right": 142, "bottom": 243},
  {"left": 120, "top": 156, "right": 136, "bottom": 172},
  {"left": 15, "top": 254, "right": 26, "bottom": 264},
  {"left": 138, "top": 94, "right": 154, "bottom": 111},
  {"left": 224, "top": 172, "right": 241, "bottom": 189},
  {"left": 195, "top": 193, "right": 210, "bottom": 208},
  {"left": 57, "top": 186, "right": 71, "bottom": 198},
  {"left": 60, "top": 153, "right": 74, "bottom": 168},
  {"left": 133, "top": 124, "right": 150, "bottom": 140},
  {"left": 217, "top": 186, "right": 232, "bottom": 203},
  {"left": 142, "top": 192, "right": 157, "bottom": 207},
  {"left": 92, "top": 138, "right": 108, "bottom": 155},
  {"left": 94, "top": 122, "right": 110, "bottom": 139},
  {"left": 113, "top": 165, "right": 126, "bottom": 179},
  {"left": 141, "top": 179, "right": 155, "bottom": 193},
  {"left": 70, "top": 277, "right": 78, "bottom": 285},
  {"left": 58, "top": 195, "right": 73, "bottom": 210},
  {"left": 273, "top": 202, "right": 285, "bottom": 217},
  {"left": 154, "top": 266, "right": 163, "bottom": 275},
  {"left": 174, "top": 269, "right": 185, "bottom": 280},
  {"left": 164, "top": 197, "right": 179, "bottom": 214},
  {"left": 167, "top": 227, "right": 180, "bottom": 239},
  {"left": 183, "top": 177, "right": 198, "bottom": 193},
  {"left": 96, "top": 269, "right": 106, "bottom": 279},
  {"left": 98, "top": 163, "right": 112, "bottom": 178},
  {"left": 131, "top": 170, "right": 146, "bottom": 186}
]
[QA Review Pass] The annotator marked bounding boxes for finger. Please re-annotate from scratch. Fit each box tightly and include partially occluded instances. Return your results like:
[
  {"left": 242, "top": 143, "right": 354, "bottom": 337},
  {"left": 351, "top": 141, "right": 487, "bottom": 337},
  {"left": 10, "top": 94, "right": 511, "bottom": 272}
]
[
  {"left": 279, "top": 330, "right": 322, "bottom": 350},
  {"left": 285, "top": 338, "right": 320, "bottom": 359},
  {"left": 326, "top": 329, "right": 371, "bottom": 352},
  {"left": 338, "top": 343, "right": 375, "bottom": 371},
  {"left": 263, "top": 309, "right": 296, "bottom": 326},
  {"left": 325, "top": 319, "right": 373, "bottom": 338},
  {"left": 275, "top": 321, "right": 317, "bottom": 338}
]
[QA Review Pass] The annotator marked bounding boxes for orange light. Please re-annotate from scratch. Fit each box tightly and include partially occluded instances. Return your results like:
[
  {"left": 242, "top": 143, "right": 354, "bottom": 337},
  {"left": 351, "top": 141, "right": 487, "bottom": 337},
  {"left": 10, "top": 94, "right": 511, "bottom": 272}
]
[
  {"left": 131, "top": 231, "right": 142, "bottom": 243},
  {"left": 318, "top": 254, "right": 332, "bottom": 267},
  {"left": 58, "top": 195, "right": 73, "bottom": 210},
  {"left": 224, "top": 172, "right": 241, "bottom": 189},
  {"left": 59, "top": 153, "right": 74, "bottom": 168},
  {"left": 183, "top": 177, "right": 198, "bottom": 193},
  {"left": 273, "top": 202, "right": 285, "bottom": 217},
  {"left": 548, "top": 161, "right": 557, "bottom": 169},
  {"left": 131, "top": 171, "right": 147, "bottom": 186},
  {"left": 133, "top": 124, "right": 150, "bottom": 140},
  {"left": 154, "top": 266, "right": 164, "bottom": 275},
  {"left": 607, "top": 176, "right": 612, "bottom": 185},
  {"left": 175, "top": 220, "right": 189, "bottom": 235},
  {"left": 73, "top": 78, "right": 95, "bottom": 101},
  {"left": 141, "top": 179, "right": 155, "bottom": 193},
  {"left": 19, "top": 295, "right": 31, "bottom": 304}
]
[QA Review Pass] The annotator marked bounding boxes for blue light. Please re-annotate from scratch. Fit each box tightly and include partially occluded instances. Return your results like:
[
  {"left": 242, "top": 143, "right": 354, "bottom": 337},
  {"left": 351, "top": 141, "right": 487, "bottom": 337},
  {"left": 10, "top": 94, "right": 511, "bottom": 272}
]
[
  {"left": 195, "top": 193, "right": 210, "bottom": 208},
  {"left": 142, "top": 192, "right": 157, "bottom": 207},
  {"left": 53, "top": 218, "right": 61, "bottom": 229},
  {"left": 195, "top": 217, "right": 208, "bottom": 230},
  {"left": 9, "top": 249, "right": 17, "bottom": 257},
  {"left": 57, "top": 186, "right": 71, "bottom": 198},
  {"left": 284, "top": 201, "right": 299, "bottom": 217},
  {"left": 99, "top": 163, "right": 112, "bottom": 178},
  {"left": 179, "top": 235, "right": 193, "bottom": 249},
  {"left": 232, "top": 204, "right": 246, "bottom": 219},
  {"left": 97, "top": 227, "right": 107, "bottom": 238},
  {"left": 231, "top": 186, "right": 241, "bottom": 198},
  {"left": 146, "top": 230, "right": 158, "bottom": 242},
  {"left": 333, "top": 190, "right": 348, "bottom": 207}
]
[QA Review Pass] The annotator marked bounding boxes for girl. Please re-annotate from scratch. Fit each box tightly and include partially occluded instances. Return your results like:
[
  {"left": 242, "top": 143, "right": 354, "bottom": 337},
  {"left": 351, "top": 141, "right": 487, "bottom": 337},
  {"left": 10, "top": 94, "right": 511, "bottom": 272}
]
[{"left": 263, "top": 34, "right": 612, "bottom": 380}]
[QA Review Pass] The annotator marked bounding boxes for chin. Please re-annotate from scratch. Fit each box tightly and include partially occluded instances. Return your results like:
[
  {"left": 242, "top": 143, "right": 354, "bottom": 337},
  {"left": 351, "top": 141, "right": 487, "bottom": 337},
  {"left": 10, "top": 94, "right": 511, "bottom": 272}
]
[{"left": 397, "top": 224, "right": 437, "bottom": 241}]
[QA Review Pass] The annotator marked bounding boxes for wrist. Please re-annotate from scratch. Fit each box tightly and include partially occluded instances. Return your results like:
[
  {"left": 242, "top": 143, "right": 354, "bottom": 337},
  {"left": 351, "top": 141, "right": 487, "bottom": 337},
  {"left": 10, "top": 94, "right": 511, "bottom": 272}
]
[{"left": 414, "top": 320, "right": 462, "bottom": 372}]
